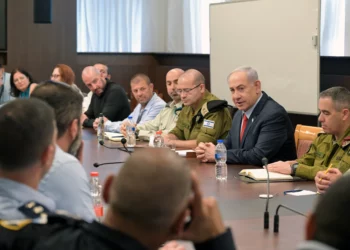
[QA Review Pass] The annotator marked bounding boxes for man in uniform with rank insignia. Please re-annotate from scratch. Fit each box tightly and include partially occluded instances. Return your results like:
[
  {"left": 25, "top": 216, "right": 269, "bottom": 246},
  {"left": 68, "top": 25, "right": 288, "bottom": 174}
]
[
  {"left": 268, "top": 87, "right": 350, "bottom": 181},
  {"left": 0, "top": 99, "right": 57, "bottom": 220},
  {"left": 164, "top": 69, "right": 232, "bottom": 149}
]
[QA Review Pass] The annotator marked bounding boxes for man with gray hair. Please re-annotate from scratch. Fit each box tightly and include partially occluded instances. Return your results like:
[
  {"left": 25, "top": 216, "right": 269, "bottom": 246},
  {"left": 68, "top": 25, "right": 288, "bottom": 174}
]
[
  {"left": 0, "top": 148, "right": 236, "bottom": 250},
  {"left": 268, "top": 86, "right": 350, "bottom": 180},
  {"left": 196, "top": 66, "right": 296, "bottom": 165}
]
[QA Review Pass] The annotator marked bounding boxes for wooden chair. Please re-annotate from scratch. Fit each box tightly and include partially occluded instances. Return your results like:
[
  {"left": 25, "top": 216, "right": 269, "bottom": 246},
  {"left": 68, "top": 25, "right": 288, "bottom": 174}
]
[{"left": 294, "top": 124, "right": 323, "bottom": 158}]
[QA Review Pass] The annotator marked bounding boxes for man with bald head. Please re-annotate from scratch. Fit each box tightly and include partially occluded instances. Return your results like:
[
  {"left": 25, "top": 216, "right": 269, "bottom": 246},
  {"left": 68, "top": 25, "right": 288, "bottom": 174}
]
[
  {"left": 121, "top": 68, "right": 184, "bottom": 140},
  {"left": 196, "top": 66, "right": 296, "bottom": 165},
  {"left": 164, "top": 69, "right": 232, "bottom": 149},
  {"left": 0, "top": 148, "right": 236, "bottom": 250},
  {"left": 81, "top": 66, "right": 130, "bottom": 128}
]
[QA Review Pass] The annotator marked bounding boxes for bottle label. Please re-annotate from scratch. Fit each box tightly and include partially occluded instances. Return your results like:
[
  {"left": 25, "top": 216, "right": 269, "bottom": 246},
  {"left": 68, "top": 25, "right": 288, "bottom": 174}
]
[{"left": 94, "top": 205, "right": 104, "bottom": 218}]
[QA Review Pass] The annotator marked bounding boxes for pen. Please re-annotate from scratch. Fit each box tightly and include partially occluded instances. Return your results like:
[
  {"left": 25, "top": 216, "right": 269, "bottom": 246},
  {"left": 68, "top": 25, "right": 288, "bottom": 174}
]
[
  {"left": 316, "top": 164, "right": 333, "bottom": 194},
  {"left": 284, "top": 189, "right": 303, "bottom": 195}
]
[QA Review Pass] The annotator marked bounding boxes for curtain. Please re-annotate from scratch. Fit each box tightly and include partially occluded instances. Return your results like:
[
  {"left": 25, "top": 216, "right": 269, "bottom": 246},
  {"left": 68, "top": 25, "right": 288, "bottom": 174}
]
[
  {"left": 320, "top": 0, "right": 345, "bottom": 56},
  {"left": 77, "top": 0, "right": 227, "bottom": 53}
]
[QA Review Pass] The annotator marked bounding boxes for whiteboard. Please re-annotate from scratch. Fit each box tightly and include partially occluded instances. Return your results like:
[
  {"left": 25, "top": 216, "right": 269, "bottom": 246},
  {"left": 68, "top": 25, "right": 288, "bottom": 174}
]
[{"left": 210, "top": 0, "right": 320, "bottom": 115}]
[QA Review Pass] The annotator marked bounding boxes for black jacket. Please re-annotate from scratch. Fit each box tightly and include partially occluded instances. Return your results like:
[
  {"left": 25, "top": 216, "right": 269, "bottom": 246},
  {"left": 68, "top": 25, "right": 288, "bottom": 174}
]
[
  {"left": 0, "top": 214, "right": 236, "bottom": 250},
  {"left": 84, "top": 80, "right": 130, "bottom": 128}
]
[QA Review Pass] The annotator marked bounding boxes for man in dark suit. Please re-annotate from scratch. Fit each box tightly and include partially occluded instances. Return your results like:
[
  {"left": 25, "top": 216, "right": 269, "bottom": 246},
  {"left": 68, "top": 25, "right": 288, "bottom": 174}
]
[{"left": 195, "top": 66, "right": 296, "bottom": 165}]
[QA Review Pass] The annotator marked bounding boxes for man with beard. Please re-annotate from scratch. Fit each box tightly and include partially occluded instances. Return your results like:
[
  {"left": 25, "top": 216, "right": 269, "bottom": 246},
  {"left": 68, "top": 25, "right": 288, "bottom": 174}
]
[
  {"left": 81, "top": 66, "right": 130, "bottom": 128},
  {"left": 100, "top": 73, "right": 166, "bottom": 133},
  {"left": 31, "top": 81, "right": 95, "bottom": 221},
  {"left": 120, "top": 68, "right": 184, "bottom": 140}
]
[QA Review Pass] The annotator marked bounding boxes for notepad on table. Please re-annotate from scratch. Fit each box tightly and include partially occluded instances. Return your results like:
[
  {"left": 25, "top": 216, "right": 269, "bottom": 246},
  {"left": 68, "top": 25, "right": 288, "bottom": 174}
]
[
  {"left": 176, "top": 150, "right": 196, "bottom": 157},
  {"left": 104, "top": 132, "right": 124, "bottom": 142},
  {"left": 239, "top": 169, "right": 293, "bottom": 181}
]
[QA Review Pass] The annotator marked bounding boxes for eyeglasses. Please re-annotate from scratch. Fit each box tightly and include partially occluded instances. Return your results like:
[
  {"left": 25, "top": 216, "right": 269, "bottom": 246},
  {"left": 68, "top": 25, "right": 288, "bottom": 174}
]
[
  {"left": 51, "top": 74, "right": 61, "bottom": 79},
  {"left": 176, "top": 84, "right": 201, "bottom": 95}
]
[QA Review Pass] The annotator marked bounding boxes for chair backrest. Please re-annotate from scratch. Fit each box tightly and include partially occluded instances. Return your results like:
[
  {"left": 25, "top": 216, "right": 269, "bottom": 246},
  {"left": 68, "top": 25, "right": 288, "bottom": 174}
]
[{"left": 294, "top": 124, "right": 323, "bottom": 158}]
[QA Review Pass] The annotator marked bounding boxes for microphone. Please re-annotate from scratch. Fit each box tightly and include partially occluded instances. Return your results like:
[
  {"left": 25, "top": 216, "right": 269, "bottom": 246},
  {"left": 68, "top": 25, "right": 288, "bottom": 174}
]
[
  {"left": 273, "top": 204, "right": 306, "bottom": 233},
  {"left": 261, "top": 157, "right": 272, "bottom": 229},
  {"left": 93, "top": 161, "right": 125, "bottom": 168},
  {"left": 99, "top": 139, "right": 131, "bottom": 155}
]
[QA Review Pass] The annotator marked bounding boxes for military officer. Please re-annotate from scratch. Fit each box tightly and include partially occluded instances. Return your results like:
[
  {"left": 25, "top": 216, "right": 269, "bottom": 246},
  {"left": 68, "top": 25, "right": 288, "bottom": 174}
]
[
  {"left": 164, "top": 69, "right": 232, "bottom": 149},
  {"left": 0, "top": 99, "right": 57, "bottom": 220},
  {"left": 268, "top": 87, "right": 350, "bottom": 180}
]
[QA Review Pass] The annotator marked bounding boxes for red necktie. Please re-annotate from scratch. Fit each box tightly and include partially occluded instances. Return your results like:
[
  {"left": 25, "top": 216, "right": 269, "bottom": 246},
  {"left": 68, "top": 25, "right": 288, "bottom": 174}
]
[{"left": 240, "top": 114, "right": 248, "bottom": 142}]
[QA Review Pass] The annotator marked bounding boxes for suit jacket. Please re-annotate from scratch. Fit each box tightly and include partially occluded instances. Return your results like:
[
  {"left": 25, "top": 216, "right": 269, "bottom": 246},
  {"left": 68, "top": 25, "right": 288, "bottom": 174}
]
[{"left": 224, "top": 92, "right": 296, "bottom": 165}]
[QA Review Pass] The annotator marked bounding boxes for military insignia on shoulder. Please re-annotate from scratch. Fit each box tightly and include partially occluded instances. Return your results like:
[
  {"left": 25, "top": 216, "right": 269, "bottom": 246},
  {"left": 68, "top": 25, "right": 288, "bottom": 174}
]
[
  {"left": 342, "top": 136, "right": 350, "bottom": 148},
  {"left": 201, "top": 103, "right": 209, "bottom": 117},
  {"left": 18, "top": 201, "right": 50, "bottom": 219}
]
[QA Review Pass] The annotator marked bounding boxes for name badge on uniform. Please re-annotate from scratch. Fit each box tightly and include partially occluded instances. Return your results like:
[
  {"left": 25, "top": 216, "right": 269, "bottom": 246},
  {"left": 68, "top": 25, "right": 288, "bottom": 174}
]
[{"left": 203, "top": 119, "right": 215, "bottom": 129}]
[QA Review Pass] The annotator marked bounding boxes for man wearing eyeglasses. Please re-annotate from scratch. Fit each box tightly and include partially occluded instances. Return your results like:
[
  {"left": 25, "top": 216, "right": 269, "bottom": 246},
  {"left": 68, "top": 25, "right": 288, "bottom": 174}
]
[
  {"left": 163, "top": 69, "right": 232, "bottom": 149},
  {"left": 0, "top": 64, "right": 14, "bottom": 105}
]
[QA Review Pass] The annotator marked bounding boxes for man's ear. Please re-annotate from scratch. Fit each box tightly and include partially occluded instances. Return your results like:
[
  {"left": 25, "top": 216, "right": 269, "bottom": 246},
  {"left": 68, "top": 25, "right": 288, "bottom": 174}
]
[
  {"left": 254, "top": 80, "right": 261, "bottom": 93},
  {"left": 341, "top": 108, "right": 349, "bottom": 121},
  {"left": 305, "top": 212, "right": 316, "bottom": 240},
  {"left": 149, "top": 83, "right": 154, "bottom": 91},
  {"left": 41, "top": 144, "right": 56, "bottom": 171},
  {"left": 107, "top": 74, "right": 111, "bottom": 80},
  {"left": 103, "top": 175, "right": 115, "bottom": 204},
  {"left": 69, "top": 119, "right": 79, "bottom": 139}
]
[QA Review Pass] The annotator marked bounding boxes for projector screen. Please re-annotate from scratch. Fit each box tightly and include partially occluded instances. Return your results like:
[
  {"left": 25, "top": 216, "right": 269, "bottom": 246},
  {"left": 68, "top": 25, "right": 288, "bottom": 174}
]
[{"left": 210, "top": 0, "right": 320, "bottom": 115}]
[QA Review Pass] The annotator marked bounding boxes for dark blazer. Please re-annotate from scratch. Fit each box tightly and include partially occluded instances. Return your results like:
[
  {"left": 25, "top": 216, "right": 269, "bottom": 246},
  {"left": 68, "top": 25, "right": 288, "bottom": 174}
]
[{"left": 224, "top": 92, "right": 297, "bottom": 165}]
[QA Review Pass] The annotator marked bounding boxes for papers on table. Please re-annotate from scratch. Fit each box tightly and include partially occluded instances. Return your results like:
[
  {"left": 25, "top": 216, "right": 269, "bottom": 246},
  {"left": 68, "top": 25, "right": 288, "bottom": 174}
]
[
  {"left": 286, "top": 190, "right": 317, "bottom": 196},
  {"left": 176, "top": 150, "right": 195, "bottom": 157},
  {"left": 104, "top": 132, "right": 124, "bottom": 142}
]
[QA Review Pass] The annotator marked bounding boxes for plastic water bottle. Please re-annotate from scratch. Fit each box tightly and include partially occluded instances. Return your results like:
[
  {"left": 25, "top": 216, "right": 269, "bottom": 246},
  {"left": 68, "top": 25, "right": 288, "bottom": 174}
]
[
  {"left": 97, "top": 113, "right": 104, "bottom": 142},
  {"left": 90, "top": 172, "right": 103, "bottom": 221},
  {"left": 127, "top": 127, "right": 136, "bottom": 147},
  {"left": 215, "top": 140, "right": 227, "bottom": 181},
  {"left": 153, "top": 130, "right": 164, "bottom": 147}
]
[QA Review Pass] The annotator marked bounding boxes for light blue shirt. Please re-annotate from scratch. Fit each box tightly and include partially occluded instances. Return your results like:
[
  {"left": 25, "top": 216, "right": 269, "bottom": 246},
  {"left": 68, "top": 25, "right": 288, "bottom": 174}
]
[
  {"left": 0, "top": 72, "right": 14, "bottom": 105},
  {"left": 243, "top": 93, "right": 263, "bottom": 119},
  {"left": 39, "top": 145, "right": 95, "bottom": 221},
  {"left": 105, "top": 93, "right": 166, "bottom": 132},
  {"left": 0, "top": 178, "right": 56, "bottom": 220}
]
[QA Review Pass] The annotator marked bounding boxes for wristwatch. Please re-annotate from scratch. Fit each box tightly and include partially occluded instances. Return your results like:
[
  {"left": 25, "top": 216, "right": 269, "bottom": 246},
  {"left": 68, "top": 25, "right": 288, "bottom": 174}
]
[{"left": 290, "top": 163, "right": 299, "bottom": 176}]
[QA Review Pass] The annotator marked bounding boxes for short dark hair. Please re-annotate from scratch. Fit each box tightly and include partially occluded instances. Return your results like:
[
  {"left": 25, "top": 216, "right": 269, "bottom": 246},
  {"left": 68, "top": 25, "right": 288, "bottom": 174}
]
[
  {"left": 319, "top": 86, "right": 350, "bottom": 111},
  {"left": 0, "top": 99, "right": 55, "bottom": 171},
  {"left": 130, "top": 73, "right": 151, "bottom": 85},
  {"left": 31, "top": 80, "right": 83, "bottom": 138},
  {"left": 9, "top": 68, "right": 36, "bottom": 97},
  {"left": 312, "top": 174, "right": 350, "bottom": 249}
]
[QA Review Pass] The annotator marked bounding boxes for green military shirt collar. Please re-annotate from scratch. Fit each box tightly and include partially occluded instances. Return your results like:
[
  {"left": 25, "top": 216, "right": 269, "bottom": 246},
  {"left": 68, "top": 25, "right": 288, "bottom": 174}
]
[
  {"left": 191, "top": 90, "right": 217, "bottom": 115},
  {"left": 338, "top": 126, "right": 350, "bottom": 148}
]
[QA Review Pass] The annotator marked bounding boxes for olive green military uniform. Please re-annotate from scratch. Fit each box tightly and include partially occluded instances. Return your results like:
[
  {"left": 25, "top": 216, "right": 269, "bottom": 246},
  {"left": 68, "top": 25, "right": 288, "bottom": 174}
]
[
  {"left": 295, "top": 126, "right": 350, "bottom": 180},
  {"left": 169, "top": 90, "right": 232, "bottom": 145}
]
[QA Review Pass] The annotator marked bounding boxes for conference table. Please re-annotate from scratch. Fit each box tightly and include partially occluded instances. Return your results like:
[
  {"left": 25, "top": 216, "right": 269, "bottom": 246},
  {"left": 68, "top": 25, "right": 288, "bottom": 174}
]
[{"left": 82, "top": 128, "right": 318, "bottom": 250}]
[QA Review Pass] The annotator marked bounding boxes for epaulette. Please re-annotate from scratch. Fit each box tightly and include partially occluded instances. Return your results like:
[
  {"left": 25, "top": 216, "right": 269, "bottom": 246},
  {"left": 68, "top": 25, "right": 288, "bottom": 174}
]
[
  {"left": 18, "top": 201, "right": 50, "bottom": 219},
  {"left": 201, "top": 100, "right": 228, "bottom": 117}
]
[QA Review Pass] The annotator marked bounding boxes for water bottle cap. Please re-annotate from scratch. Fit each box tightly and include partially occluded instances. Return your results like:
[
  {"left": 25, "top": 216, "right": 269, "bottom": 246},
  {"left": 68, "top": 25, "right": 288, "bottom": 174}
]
[
  {"left": 90, "top": 172, "right": 99, "bottom": 177},
  {"left": 156, "top": 130, "right": 162, "bottom": 135},
  {"left": 128, "top": 116, "right": 133, "bottom": 119},
  {"left": 132, "top": 127, "right": 135, "bottom": 131},
  {"left": 217, "top": 139, "right": 224, "bottom": 143}
]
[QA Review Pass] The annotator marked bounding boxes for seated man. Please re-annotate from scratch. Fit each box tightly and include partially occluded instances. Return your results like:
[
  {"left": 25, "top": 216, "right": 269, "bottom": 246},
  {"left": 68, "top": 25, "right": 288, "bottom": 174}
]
[
  {"left": 81, "top": 66, "right": 130, "bottom": 128},
  {"left": 121, "top": 68, "right": 184, "bottom": 140},
  {"left": 298, "top": 173, "right": 350, "bottom": 250},
  {"left": 31, "top": 81, "right": 95, "bottom": 221},
  {"left": 315, "top": 168, "right": 350, "bottom": 193},
  {"left": 0, "top": 148, "right": 236, "bottom": 250},
  {"left": 268, "top": 86, "right": 350, "bottom": 180},
  {"left": 100, "top": 73, "right": 166, "bottom": 133},
  {"left": 83, "top": 63, "right": 112, "bottom": 113},
  {"left": 0, "top": 99, "right": 56, "bottom": 220},
  {"left": 196, "top": 66, "right": 296, "bottom": 165},
  {"left": 0, "top": 64, "right": 14, "bottom": 105},
  {"left": 163, "top": 69, "right": 232, "bottom": 149}
]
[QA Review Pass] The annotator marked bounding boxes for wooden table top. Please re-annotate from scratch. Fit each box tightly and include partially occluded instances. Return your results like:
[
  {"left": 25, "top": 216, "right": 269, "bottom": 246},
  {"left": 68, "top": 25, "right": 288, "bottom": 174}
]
[{"left": 82, "top": 128, "right": 317, "bottom": 250}]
